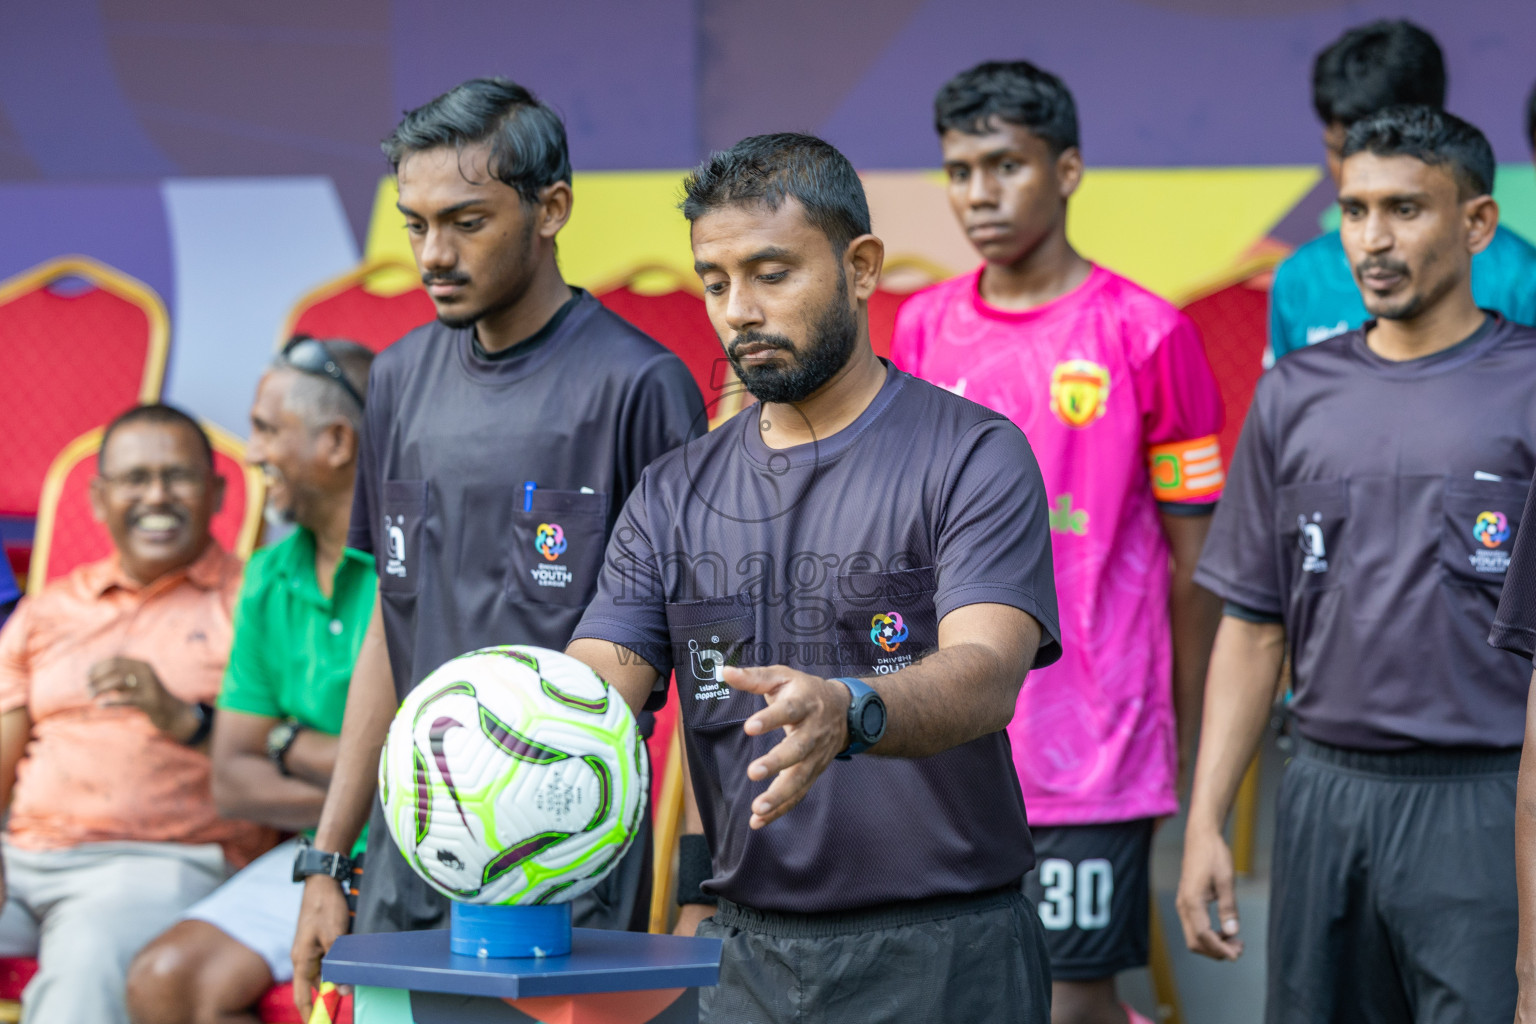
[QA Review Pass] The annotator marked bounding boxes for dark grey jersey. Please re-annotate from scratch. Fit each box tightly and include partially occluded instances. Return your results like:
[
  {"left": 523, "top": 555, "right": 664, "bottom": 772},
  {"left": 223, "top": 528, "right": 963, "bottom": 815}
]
[
  {"left": 349, "top": 290, "right": 705, "bottom": 699},
  {"left": 1492, "top": 475, "right": 1536, "bottom": 659},
  {"left": 1196, "top": 315, "right": 1536, "bottom": 750},
  {"left": 575, "top": 365, "right": 1061, "bottom": 914}
]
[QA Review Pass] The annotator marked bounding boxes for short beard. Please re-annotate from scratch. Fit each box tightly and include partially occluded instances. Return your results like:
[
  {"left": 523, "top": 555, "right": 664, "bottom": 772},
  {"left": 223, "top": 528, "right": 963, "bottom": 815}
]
[{"left": 728, "top": 275, "right": 858, "bottom": 405}]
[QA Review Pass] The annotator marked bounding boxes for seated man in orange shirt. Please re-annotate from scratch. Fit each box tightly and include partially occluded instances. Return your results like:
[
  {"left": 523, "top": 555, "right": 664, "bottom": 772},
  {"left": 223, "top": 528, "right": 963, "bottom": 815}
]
[{"left": 0, "top": 404, "right": 271, "bottom": 1024}]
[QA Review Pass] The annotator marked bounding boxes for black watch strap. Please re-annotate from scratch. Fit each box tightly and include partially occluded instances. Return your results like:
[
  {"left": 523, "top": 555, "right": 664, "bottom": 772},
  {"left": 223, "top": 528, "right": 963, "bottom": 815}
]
[
  {"left": 292, "top": 841, "right": 352, "bottom": 884},
  {"left": 183, "top": 702, "right": 215, "bottom": 747}
]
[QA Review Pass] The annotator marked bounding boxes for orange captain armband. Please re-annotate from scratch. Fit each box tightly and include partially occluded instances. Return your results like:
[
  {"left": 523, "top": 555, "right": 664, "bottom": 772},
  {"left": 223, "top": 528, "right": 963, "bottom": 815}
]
[{"left": 1148, "top": 435, "right": 1225, "bottom": 502}]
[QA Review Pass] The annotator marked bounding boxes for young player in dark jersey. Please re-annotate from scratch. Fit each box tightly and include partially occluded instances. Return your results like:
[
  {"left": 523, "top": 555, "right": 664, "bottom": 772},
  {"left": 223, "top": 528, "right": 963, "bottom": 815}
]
[
  {"left": 287, "top": 78, "right": 704, "bottom": 1016},
  {"left": 1180, "top": 106, "right": 1533, "bottom": 1023},
  {"left": 568, "top": 133, "right": 1061, "bottom": 1023}
]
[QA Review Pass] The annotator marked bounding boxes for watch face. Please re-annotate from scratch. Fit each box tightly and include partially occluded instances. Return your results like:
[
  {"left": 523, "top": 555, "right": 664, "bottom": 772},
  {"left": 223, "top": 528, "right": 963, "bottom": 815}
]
[{"left": 857, "top": 699, "right": 886, "bottom": 741}]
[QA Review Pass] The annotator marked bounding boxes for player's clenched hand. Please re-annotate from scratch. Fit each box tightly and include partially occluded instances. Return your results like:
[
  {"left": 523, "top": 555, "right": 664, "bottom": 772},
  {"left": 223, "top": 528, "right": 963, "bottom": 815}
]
[
  {"left": 1176, "top": 824, "right": 1244, "bottom": 961},
  {"left": 722, "top": 665, "right": 849, "bottom": 830},
  {"left": 291, "top": 875, "right": 351, "bottom": 1019}
]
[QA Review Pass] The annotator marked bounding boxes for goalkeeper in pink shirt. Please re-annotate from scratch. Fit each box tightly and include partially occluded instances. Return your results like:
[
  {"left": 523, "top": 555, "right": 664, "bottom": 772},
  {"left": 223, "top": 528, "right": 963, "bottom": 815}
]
[{"left": 891, "top": 60, "right": 1224, "bottom": 1024}]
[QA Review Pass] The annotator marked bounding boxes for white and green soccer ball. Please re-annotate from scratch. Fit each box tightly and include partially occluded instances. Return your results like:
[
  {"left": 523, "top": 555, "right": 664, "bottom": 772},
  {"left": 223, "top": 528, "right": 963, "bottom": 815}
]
[{"left": 379, "top": 645, "right": 647, "bottom": 906}]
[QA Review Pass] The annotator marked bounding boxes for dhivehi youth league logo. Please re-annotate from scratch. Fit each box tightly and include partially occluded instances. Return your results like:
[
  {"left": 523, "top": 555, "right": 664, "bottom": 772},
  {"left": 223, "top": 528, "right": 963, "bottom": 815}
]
[
  {"left": 534, "top": 522, "right": 567, "bottom": 562},
  {"left": 870, "top": 612, "right": 908, "bottom": 653},
  {"left": 1474, "top": 511, "right": 1510, "bottom": 549},
  {"left": 1469, "top": 510, "right": 1512, "bottom": 574}
]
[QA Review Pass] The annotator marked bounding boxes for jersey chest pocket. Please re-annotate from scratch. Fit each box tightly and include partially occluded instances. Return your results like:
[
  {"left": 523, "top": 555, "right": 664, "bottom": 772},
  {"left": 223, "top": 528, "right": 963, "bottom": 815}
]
[
  {"left": 1440, "top": 478, "right": 1529, "bottom": 586},
  {"left": 664, "top": 596, "right": 762, "bottom": 732},
  {"left": 1277, "top": 480, "right": 1347, "bottom": 594},
  {"left": 506, "top": 489, "right": 608, "bottom": 608},
  {"left": 379, "top": 480, "right": 428, "bottom": 595},
  {"left": 832, "top": 566, "right": 939, "bottom": 678}
]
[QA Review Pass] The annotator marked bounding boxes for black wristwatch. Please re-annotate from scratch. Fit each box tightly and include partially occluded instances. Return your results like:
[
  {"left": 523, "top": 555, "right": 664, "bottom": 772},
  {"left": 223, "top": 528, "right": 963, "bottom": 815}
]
[
  {"left": 183, "top": 702, "right": 215, "bottom": 747},
  {"left": 266, "top": 719, "right": 303, "bottom": 776},
  {"left": 832, "top": 677, "right": 887, "bottom": 760},
  {"left": 292, "top": 840, "right": 353, "bottom": 885}
]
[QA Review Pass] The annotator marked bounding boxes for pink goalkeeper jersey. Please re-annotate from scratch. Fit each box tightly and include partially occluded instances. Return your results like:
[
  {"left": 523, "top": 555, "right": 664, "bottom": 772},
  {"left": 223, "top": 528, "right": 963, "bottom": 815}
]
[{"left": 892, "top": 264, "right": 1224, "bottom": 824}]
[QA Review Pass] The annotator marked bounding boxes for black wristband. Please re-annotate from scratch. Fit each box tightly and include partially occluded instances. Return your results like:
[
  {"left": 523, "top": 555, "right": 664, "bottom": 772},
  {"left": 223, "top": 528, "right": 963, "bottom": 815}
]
[
  {"left": 183, "top": 702, "right": 215, "bottom": 747},
  {"left": 675, "top": 834, "right": 717, "bottom": 906}
]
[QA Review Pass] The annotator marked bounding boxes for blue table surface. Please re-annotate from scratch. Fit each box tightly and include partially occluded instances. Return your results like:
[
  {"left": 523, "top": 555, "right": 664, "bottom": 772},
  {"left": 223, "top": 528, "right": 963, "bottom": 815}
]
[{"left": 323, "top": 927, "right": 722, "bottom": 1000}]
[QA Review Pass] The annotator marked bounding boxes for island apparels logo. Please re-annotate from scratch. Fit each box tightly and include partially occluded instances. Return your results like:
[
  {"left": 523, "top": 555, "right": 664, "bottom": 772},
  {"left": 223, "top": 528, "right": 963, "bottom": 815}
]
[
  {"left": 531, "top": 522, "right": 573, "bottom": 589},
  {"left": 1470, "top": 510, "right": 1511, "bottom": 574},
  {"left": 1298, "top": 514, "right": 1328, "bottom": 574},
  {"left": 688, "top": 637, "right": 729, "bottom": 701},
  {"left": 384, "top": 514, "right": 408, "bottom": 577}
]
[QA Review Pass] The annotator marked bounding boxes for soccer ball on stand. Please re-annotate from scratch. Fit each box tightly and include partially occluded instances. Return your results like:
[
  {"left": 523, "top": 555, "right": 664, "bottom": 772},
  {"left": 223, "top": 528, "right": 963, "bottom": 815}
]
[{"left": 379, "top": 645, "right": 647, "bottom": 906}]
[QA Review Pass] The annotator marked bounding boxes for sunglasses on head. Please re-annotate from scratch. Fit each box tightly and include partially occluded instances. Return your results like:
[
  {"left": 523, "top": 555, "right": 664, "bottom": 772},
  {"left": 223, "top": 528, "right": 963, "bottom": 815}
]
[{"left": 281, "top": 336, "right": 365, "bottom": 411}]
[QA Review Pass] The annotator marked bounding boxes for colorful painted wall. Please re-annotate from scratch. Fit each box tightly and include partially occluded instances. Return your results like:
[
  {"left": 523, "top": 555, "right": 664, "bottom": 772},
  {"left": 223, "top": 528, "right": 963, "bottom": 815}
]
[{"left": 3, "top": 0, "right": 1535, "bottom": 436}]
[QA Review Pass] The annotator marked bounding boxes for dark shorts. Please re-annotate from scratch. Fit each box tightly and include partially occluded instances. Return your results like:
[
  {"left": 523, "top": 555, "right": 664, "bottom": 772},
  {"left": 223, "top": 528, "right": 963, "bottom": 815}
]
[
  {"left": 696, "top": 886, "right": 1051, "bottom": 1024},
  {"left": 1268, "top": 737, "right": 1518, "bottom": 1024},
  {"left": 354, "top": 796, "right": 652, "bottom": 934},
  {"left": 1022, "top": 819, "right": 1153, "bottom": 981}
]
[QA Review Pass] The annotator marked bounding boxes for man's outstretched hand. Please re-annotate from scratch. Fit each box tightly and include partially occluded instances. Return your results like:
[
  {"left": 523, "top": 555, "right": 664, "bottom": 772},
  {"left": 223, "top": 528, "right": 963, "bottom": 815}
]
[
  {"left": 722, "top": 665, "right": 851, "bottom": 829},
  {"left": 291, "top": 875, "right": 351, "bottom": 1019}
]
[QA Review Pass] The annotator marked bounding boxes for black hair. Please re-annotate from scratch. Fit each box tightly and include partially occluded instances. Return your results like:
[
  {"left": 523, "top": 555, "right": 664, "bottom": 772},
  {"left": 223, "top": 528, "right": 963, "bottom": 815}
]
[
  {"left": 98, "top": 403, "right": 213, "bottom": 472},
  {"left": 1526, "top": 78, "right": 1536, "bottom": 151},
  {"left": 1312, "top": 20, "right": 1445, "bottom": 127},
  {"left": 382, "top": 77, "right": 570, "bottom": 204},
  {"left": 680, "top": 133, "right": 871, "bottom": 255},
  {"left": 1342, "top": 105, "right": 1495, "bottom": 199},
  {"left": 933, "top": 60, "right": 1079, "bottom": 154}
]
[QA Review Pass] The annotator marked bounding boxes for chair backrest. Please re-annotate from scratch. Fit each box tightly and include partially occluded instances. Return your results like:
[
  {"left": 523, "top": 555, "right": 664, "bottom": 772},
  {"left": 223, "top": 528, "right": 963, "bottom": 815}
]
[
  {"left": 1178, "top": 253, "right": 1283, "bottom": 469},
  {"left": 283, "top": 258, "right": 435, "bottom": 354},
  {"left": 0, "top": 256, "right": 169, "bottom": 519},
  {"left": 595, "top": 266, "right": 745, "bottom": 427},
  {"left": 28, "top": 422, "right": 266, "bottom": 590}
]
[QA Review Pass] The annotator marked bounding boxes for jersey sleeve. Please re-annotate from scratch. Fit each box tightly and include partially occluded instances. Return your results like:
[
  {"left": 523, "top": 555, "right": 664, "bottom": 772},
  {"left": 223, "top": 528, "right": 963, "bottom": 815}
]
[
  {"left": 347, "top": 358, "right": 389, "bottom": 555},
  {"left": 1192, "top": 383, "right": 1283, "bottom": 615},
  {"left": 215, "top": 562, "right": 280, "bottom": 718},
  {"left": 934, "top": 419, "right": 1062, "bottom": 667},
  {"left": 1136, "top": 313, "right": 1225, "bottom": 509},
  {"left": 571, "top": 470, "right": 674, "bottom": 683},
  {"left": 0, "top": 597, "right": 33, "bottom": 716},
  {"left": 1491, "top": 475, "right": 1536, "bottom": 658},
  {"left": 616, "top": 353, "right": 706, "bottom": 502}
]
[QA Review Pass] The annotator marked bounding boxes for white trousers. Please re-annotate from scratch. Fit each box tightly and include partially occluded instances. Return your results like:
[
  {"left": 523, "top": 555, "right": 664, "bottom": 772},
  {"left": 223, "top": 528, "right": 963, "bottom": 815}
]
[{"left": 0, "top": 839, "right": 226, "bottom": 1024}]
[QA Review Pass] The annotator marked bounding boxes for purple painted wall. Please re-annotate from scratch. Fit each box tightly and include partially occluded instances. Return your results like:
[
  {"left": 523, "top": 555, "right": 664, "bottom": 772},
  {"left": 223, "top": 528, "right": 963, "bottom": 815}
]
[{"left": 1, "top": 0, "right": 1532, "bottom": 243}]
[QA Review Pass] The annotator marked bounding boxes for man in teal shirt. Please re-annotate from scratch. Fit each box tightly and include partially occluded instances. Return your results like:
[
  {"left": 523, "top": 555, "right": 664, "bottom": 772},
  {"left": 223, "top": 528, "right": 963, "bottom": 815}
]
[
  {"left": 125, "top": 337, "right": 376, "bottom": 1024},
  {"left": 1269, "top": 20, "right": 1536, "bottom": 363}
]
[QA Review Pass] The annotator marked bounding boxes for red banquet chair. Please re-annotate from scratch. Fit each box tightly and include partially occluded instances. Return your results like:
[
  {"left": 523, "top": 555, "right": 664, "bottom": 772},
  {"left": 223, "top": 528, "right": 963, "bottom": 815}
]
[
  {"left": 1178, "top": 252, "right": 1283, "bottom": 476},
  {"left": 0, "top": 256, "right": 170, "bottom": 584},
  {"left": 595, "top": 265, "right": 746, "bottom": 428},
  {"left": 868, "top": 255, "right": 950, "bottom": 360},
  {"left": 282, "top": 258, "right": 436, "bottom": 354},
  {"left": 27, "top": 421, "right": 265, "bottom": 590}
]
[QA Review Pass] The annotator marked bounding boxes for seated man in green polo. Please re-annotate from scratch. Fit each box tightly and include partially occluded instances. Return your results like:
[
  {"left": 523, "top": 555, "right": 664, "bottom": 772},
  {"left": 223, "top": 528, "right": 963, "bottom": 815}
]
[{"left": 125, "top": 337, "right": 377, "bottom": 1024}]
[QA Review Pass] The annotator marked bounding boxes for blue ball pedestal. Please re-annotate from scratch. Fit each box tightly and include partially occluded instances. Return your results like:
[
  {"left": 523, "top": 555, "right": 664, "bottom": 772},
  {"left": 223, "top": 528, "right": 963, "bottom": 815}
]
[
  {"left": 323, "top": 925, "right": 722, "bottom": 1023},
  {"left": 450, "top": 902, "right": 572, "bottom": 959}
]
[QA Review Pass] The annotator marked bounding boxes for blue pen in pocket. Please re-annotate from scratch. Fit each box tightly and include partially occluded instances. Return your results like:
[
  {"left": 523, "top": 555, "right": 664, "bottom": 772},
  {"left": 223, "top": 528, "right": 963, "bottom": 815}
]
[{"left": 523, "top": 481, "right": 537, "bottom": 512}]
